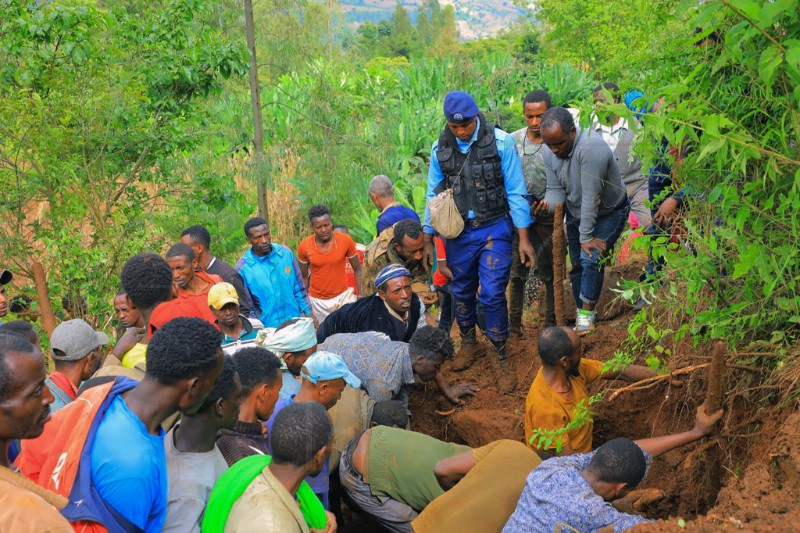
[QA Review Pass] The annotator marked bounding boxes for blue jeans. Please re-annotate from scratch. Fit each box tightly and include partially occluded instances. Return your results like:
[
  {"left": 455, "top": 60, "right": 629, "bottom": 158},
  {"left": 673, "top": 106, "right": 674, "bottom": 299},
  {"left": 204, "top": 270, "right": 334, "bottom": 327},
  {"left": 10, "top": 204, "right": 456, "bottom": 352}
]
[
  {"left": 445, "top": 217, "right": 513, "bottom": 344},
  {"left": 566, "top": 205, "right": 630, "bottom": 306}
]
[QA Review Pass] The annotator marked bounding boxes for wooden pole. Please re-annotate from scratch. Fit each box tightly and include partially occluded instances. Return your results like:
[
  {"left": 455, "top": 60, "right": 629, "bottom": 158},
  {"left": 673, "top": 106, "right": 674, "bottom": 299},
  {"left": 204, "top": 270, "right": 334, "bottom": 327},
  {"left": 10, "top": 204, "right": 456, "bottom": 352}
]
[
  {"left": 705, "top": 340, "right": 726, "bottom": 414},
  {"left": 702, "top": 339, "right": 726, "bottom": 506},
  {"left": 243, "top": 0, "right": 270, "bottom": 221},
  {"left": 552, "top": 203, "right": 567, "bottom": 326},
  {"left": 32, "top": 261, "right": 57, "bottom": 367}
]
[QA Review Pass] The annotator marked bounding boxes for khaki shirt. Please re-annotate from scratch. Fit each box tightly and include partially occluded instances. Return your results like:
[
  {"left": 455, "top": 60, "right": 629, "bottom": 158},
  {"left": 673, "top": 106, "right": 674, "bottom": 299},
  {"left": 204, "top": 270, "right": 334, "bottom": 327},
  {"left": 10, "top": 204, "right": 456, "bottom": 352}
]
[
  {"left": 225, "top": 466, "right": 310, "bottom": 533},
  {"left": 327, "top": 386, "right": 376, "bottom": 471},
  {"left": 0, "top": 476, "right": 72, "bottom": 533},
  {"left": 363, "top": 227, "right": 433, "bottom": 304}
]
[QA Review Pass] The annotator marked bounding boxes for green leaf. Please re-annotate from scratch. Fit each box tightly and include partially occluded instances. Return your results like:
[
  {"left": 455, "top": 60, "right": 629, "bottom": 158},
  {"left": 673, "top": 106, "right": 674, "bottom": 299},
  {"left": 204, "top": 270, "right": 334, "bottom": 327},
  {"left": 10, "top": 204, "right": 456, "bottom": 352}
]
[
  {"left": 760, "top": 0, "right": 795, "bottom": 25},
  {"left": 758, "top": 46, "right": 783, "bottom": 90},
  {"left": 732, "top": 244, "right": 760, "bottom": 279},
  {"left": 729, "top": 0, "right": 762, "bottom": 21},
  {"left": 786, "top": 41, "right": 800, "bottom": 69}
]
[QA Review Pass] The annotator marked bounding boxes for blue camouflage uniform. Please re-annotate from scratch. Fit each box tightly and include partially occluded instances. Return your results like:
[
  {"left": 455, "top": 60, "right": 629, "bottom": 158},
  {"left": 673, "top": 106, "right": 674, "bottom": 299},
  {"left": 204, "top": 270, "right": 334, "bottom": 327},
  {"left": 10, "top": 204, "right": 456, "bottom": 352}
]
[{"left": 424, "top": 98, "right": 530, "bottom": 347}]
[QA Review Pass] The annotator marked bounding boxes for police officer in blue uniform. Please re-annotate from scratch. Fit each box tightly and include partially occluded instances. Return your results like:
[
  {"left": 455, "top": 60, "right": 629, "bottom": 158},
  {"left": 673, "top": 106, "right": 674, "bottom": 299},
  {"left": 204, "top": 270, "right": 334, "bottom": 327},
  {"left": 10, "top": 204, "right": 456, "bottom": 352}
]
[{"left": 422, "top": 91, "right": 534, "bottom": 386}]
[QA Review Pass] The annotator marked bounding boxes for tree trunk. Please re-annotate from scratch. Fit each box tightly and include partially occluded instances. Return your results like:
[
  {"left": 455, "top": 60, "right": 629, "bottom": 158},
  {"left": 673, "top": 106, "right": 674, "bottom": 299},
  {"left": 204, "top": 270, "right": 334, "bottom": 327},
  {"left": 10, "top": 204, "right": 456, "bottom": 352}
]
[
  {"left": 32, "top": 261, "right": 57, "bottom": 365},
  {"left": 553, "top": 203, "right": 567, "bottom": 326},
  {"left": 243, "top": 0, "right": 269, "bottom": 221},
  {"left": 705, "top": 340, "right": 726, "bottom": 414}
]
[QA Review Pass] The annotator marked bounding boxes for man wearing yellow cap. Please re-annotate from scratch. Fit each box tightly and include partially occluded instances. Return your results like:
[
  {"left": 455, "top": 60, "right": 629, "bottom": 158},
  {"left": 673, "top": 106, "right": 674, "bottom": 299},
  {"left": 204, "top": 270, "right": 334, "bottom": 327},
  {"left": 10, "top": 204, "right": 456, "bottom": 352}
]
[{"left": 208, "top": 283, "right": 264, "bottom": 355}]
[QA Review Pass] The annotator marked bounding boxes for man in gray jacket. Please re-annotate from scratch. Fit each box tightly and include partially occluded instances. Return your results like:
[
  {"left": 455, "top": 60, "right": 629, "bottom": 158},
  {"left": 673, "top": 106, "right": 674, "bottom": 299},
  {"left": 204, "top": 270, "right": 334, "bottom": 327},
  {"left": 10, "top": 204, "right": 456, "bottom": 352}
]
[
  {"left": 533, "top": 106, "right": 630, "bottom": 335},
  {"left": 591, "top": 82, "right": 651, "bottom": 228}
]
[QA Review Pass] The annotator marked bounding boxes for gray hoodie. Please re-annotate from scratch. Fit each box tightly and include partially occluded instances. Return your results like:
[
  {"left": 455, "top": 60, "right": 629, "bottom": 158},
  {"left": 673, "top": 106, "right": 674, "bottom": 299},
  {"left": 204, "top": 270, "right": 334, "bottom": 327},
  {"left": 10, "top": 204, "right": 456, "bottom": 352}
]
[{"left": 543, "top": 130, "right": 627, "bottom": 243}]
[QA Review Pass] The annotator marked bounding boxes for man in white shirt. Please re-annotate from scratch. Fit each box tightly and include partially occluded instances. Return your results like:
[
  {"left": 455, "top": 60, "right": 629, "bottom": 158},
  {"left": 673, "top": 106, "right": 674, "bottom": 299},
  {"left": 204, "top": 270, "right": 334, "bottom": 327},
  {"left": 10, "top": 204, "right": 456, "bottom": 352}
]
[{"left": 592, "top": 82, "right": 651, "bottom": 228}]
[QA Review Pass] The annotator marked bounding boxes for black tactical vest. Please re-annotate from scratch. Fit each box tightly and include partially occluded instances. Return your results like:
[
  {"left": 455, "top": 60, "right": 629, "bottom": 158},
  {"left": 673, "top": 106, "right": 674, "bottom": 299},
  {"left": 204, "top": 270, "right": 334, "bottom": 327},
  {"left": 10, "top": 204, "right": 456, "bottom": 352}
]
[{"left": 434, "top": 113, "right": 509, "bottom": 224}]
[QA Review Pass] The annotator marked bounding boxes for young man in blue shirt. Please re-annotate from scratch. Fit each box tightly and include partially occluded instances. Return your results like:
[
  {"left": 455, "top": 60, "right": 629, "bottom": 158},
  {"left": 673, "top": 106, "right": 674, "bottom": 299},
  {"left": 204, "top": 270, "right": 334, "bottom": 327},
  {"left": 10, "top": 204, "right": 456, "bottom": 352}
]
[{"left": 237, "top": 218, "right": 312, "bottom": 328}]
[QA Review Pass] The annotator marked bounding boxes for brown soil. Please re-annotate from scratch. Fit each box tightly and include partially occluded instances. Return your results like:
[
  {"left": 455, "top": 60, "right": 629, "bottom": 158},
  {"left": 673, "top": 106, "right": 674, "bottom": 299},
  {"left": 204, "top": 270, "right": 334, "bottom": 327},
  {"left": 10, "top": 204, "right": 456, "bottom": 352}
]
[{"left": 405, "top": 261, "right": 799, "bottom": 532}]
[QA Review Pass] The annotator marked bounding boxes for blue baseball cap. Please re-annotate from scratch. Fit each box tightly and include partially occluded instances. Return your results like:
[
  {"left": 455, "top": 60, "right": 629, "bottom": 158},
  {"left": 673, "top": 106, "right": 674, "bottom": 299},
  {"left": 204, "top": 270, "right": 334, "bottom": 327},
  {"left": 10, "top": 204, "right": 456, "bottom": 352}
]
[
  {"left": 444, "top": 91, "right": 479, "bottom": 123},
  {"left": 300, "top": 351, "right": 361, "bottom": 388}
]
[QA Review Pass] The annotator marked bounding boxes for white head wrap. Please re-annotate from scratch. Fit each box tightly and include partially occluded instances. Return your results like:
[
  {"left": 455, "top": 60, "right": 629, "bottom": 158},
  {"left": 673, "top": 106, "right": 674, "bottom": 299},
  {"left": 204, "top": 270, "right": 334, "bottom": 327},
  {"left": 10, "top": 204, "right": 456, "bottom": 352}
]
[{"left": 255, "top": 317, "right": 317, "bottom": 369}]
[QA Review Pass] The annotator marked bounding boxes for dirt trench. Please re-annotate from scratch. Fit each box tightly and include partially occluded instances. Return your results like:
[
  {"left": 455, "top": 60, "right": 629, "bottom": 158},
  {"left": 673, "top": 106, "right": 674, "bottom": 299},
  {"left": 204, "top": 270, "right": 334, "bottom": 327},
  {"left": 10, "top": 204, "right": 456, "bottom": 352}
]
[
  {"left": 342, "top": 260, "right": 798, "bottom": 531},
  {"left": 404, "top": 283, "right": 798, "bottom": 531}
]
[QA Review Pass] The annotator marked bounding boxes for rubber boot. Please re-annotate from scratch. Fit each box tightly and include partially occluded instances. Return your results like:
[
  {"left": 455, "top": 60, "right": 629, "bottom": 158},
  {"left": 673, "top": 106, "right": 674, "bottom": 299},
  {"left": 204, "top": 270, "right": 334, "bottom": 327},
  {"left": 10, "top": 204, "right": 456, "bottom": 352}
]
[
  {"left": 509, "top": 319, "right": 523, "bottom": 339},
  {"left": 493, "top": 341, "right": 517, "bottom": 393},
  {"left": 452, "top": 327, "right": 478, "bottom": 372}
]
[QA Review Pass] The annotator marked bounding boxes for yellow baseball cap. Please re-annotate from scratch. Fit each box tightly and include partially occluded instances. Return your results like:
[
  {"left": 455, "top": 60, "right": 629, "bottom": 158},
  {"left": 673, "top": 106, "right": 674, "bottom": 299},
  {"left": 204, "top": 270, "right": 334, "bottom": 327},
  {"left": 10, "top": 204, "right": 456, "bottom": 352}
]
[{"left": 208, "top": 282, "right": 239, "bottom": 310}]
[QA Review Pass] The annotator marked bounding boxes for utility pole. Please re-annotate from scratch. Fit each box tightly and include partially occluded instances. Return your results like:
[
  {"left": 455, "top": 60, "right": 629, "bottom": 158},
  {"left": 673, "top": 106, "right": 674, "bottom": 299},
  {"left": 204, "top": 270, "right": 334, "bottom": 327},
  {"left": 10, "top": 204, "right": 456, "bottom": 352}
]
[{"left": 243, "top": 0, "right": 269, "bottom": 220}]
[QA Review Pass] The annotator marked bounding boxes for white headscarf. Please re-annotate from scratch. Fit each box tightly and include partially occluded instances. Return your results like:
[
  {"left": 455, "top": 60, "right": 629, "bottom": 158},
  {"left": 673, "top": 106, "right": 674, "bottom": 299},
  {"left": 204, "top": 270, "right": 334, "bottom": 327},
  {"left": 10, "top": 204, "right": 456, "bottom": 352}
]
[{"left": 255, "top": 317, "right": 317, "bottom": 366}]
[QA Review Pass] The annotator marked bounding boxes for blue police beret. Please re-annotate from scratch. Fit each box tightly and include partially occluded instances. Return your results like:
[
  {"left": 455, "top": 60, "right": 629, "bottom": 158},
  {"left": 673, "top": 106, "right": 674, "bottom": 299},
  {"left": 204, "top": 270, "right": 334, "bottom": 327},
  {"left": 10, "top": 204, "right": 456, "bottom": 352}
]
[{"left": 443, "top": 91, "right": 479, "bottom": 123}]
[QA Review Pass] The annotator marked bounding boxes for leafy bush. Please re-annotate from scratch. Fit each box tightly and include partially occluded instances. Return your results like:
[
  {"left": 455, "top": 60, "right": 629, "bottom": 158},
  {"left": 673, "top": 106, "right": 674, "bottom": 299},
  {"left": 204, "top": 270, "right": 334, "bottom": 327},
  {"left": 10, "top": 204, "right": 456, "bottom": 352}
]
[{"left": 610, "top": 0, "right": 800, "bottom": 350}]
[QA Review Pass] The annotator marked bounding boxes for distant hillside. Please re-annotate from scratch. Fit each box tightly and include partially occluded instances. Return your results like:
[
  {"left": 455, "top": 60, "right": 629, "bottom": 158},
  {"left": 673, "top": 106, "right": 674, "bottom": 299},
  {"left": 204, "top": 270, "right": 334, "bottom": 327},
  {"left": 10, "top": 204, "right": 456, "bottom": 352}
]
[{"left": 338, "top": 0, "right": 527, "bottom": 41}]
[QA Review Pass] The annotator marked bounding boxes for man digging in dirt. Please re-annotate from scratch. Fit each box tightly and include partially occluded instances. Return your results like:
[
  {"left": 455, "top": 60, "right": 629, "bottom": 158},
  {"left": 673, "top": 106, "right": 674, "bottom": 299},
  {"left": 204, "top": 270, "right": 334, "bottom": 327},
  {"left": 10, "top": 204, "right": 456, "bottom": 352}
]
[
  {"left": 525, "top": 326, "right": 655, "bottom": 455},
  {"left": 319, "top": 326, "right": 477, "bottom": 408},
  {"left": 504, "top": 402, "right": 724, "bottom": 532}
]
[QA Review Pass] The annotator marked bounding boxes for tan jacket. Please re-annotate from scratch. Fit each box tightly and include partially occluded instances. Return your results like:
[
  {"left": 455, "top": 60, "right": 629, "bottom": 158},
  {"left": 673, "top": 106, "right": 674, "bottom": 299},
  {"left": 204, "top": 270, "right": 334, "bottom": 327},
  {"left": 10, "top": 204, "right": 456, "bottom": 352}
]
[
  {"left": 363, "top": 226, "right": 434, "bottom": 304},
  {"left": 0, "top": 472, "right": 72, "bottom": 533},
  {"left": 225, "top": 466, "right": 310, "bottom": 533}
]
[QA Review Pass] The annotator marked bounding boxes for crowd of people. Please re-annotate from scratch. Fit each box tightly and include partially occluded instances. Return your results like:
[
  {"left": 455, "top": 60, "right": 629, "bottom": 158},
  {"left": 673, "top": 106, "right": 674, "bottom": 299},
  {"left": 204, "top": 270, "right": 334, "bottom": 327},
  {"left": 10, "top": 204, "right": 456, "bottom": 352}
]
[{"left": 0, "top": 86, "right": 719, "bottom": 533}]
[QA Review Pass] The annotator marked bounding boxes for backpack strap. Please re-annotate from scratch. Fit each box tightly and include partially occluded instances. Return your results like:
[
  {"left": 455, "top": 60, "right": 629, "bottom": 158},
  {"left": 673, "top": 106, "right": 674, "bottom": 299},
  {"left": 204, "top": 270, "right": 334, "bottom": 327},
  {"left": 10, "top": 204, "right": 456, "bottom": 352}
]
[{"left": 44, "top": 377, "right": 73, "bottom": 409}]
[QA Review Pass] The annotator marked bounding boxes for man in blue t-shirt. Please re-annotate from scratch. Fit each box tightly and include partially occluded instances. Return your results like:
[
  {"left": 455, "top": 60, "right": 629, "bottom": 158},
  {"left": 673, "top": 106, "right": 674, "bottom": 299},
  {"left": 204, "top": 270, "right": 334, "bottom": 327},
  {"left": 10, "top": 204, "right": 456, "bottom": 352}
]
[
  {"left": 16, "top": 256, "right": 225, "bottom": 532},
  {"left": 89, "top": 317, "right": 224, "bottom": 532},
  {"left": 368, "top": 174, "right": 421, "bottom": 237}
]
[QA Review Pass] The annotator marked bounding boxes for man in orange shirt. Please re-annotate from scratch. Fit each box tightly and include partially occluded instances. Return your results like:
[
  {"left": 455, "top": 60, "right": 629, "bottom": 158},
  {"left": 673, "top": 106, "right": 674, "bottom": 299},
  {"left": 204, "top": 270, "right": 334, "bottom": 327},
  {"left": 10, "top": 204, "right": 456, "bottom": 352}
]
[
  {"left": 334, "top": 225, "right": 366, "bottom": 294},
  {"left": 298, "top": 205, "right": 363, "bottom": 323},
  {"left": 525, "top": 327, "right": 654, "bottom": 455},
  {"left": 149, "top": 243, "right": 222, "bottom": 334}
]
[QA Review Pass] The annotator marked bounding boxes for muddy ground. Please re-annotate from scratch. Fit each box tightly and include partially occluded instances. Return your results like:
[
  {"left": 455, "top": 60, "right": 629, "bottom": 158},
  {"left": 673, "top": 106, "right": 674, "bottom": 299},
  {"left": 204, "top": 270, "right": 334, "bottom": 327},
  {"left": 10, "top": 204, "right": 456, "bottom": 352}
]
[{"left": 339, "top": 261, "right": 799, "bottom": 532}]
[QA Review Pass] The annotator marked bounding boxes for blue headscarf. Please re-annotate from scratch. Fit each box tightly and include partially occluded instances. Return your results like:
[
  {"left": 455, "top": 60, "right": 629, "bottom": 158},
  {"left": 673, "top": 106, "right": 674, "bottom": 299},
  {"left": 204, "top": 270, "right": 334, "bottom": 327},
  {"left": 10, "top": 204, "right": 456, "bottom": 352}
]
[{"left": 374, "top": 263, "right": 411, "bottom": 288}]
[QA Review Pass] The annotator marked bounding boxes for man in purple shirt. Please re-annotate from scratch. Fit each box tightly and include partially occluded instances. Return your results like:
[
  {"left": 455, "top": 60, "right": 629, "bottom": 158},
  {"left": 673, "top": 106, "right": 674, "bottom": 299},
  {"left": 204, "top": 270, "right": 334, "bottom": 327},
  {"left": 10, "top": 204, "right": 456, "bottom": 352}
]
[{"left": 504, "top": 403, "right": 723, "bottom": 532}]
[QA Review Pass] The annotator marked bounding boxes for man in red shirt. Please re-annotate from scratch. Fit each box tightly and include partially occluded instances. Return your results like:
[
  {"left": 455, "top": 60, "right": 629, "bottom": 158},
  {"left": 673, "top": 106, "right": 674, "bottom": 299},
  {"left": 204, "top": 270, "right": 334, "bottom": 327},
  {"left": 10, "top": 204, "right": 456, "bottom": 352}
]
[
  {"left": 45, "top": 319, "right": 109, "bottom": 413},
  {"left": 298, "top": 205, "right": 363, "bottom": 323},
  {"left": 149, "top": 243, "right": 222, "bottom": 335}
]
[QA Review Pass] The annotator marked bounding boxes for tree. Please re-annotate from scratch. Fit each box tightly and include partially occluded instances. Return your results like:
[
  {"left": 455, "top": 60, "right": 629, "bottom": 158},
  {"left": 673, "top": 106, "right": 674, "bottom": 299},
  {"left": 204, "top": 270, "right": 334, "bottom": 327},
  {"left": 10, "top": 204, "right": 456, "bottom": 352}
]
[
  {"left": 532, "top": 0, "right": 676, "bottom": 78},
  {"left": 433, "top": 5, "right": 459, "bottom": 56},
  {"left": 0, "top": 0, "right": 246, "bottom": 322},
  {"left": 383, "top": 1, "right": 417, "bottom": 58}
]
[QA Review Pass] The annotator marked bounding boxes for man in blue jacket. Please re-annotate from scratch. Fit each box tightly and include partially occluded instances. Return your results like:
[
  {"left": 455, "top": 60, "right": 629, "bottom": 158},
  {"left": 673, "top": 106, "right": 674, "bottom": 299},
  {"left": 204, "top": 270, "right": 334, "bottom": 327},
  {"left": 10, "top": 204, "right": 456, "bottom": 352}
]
[{"left": 237, "top": 218, "right": 312, "bottom": 328}]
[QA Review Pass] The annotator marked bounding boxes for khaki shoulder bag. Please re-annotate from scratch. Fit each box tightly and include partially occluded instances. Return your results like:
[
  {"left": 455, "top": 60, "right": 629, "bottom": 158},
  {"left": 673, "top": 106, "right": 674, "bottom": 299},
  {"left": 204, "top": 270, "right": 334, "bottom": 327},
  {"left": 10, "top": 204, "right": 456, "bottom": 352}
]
[{"left": 428, "top": 150, "right": 470, "bottom": 239}]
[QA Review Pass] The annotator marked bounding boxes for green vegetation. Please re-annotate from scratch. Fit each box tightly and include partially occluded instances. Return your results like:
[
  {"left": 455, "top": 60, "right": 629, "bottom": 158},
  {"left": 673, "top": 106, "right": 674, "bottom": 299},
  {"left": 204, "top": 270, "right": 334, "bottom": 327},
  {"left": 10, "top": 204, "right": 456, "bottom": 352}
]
[
  {"left": 528, "top": 394, "right": 603, "bottom": 453},
  {"left": 0, "top": 0, "right": 246, "bottom": 318}
]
